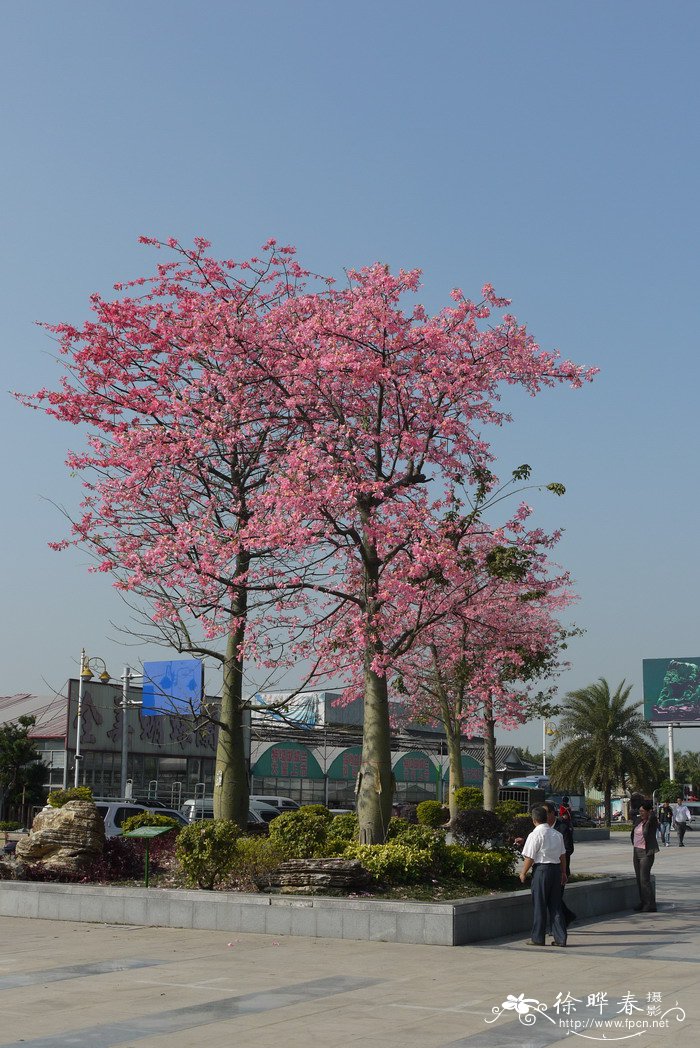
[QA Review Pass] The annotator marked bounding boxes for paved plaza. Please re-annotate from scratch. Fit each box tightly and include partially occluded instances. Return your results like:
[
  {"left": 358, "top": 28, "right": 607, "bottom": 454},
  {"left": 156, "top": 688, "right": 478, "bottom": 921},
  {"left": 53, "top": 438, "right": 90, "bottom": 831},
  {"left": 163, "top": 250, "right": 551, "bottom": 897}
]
[{"left": 0, "top": 833, "right": 697, "bottom": 1047}]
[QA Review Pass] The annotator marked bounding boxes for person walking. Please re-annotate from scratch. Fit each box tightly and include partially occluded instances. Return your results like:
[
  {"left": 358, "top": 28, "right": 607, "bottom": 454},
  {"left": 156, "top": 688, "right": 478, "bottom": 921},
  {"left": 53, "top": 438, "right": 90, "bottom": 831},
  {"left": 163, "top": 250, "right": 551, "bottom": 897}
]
[
  {"left": 544, "top": 801, "right": 576, "bottom": 925},
  {"left": 657, "top": 800, "right": 673, "bottom": 847},
  {"left": 673, "top": 797, "right": 692, "bottom": 846},
  {"left": 519, "top": 805, "right": 568, "bottom": 947},
  {"left": 631, "top": 799, "right": 659, "bottom": 912}
]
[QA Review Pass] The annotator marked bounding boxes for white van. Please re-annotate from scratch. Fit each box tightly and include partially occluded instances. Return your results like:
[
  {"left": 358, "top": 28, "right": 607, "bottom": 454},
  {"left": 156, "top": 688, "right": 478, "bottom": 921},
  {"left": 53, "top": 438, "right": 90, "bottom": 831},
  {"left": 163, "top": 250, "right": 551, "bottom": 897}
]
[
  {"left": 250, "top": 795, "right": 299, "bottom": 811},
  {"left": 180, "top": 797, "right": 282, "bottom": 825},
  {"left": 94, "top": 801, "right": 187, "bottom": 839}
]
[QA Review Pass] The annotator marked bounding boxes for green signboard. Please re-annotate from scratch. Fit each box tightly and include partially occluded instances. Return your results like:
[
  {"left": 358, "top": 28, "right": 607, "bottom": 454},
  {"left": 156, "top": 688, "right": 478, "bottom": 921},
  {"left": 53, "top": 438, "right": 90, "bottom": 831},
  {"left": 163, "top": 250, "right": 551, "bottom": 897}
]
[
  {"left": 441, "top": 753, "right": 483, "bottom": 786},
  {"left": 327, "top": 746, "right": 362, "bottom": 781},
  {"left": 393, "top": 751, "right": 434, "bottom": 783},
  {"left": 252, "top": 744, "right": 324, "bottom": 779},
  {"left": 643, "top": 658, "right": 700, "bottom": 726}
]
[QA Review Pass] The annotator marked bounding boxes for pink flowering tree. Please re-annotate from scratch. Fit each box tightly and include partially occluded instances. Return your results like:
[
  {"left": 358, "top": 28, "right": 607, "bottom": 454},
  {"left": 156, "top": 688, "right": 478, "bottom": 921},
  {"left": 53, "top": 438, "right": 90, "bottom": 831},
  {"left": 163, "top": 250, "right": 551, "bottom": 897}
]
[
  {"left": 396, "top": 514, "right": 576, "bottom": 818},
  {"left": 251, "top": 269, "right": 596, "bottom": 841},
  {"left": 19, "top": 238, "right": 331, "bottom": 827},
  {"left": 21, "top": 239, "right": 596, "bottom": 842}
]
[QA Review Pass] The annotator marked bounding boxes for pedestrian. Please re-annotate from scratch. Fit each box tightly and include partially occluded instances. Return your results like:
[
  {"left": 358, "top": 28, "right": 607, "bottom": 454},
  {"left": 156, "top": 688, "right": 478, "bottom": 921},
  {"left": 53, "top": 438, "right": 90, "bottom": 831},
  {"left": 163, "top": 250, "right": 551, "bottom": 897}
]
[
  {"left": 519, "top": 804, "right": 568, "bottom": 947},
  {"left": 544, "top": 800, "right": 576, "bottom": 926},
  {"left": 657, "top": 800, "right": 673, "bottom": 847},
  {"left": 631, "top": 799, "right": 659, "bottom": 912},
  {"left": 558, "top": 795, "right": 574, "bottom": 825},
  {"left": 673, "top": 796, "right": 692, "bottom": 846}
]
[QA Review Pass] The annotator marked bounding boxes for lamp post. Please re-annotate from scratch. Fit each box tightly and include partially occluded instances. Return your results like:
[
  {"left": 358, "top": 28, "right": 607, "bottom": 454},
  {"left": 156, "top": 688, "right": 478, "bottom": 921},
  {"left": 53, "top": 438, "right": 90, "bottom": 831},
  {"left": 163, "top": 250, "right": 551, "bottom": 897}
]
[
  {"left": 120, "top": 665, "right": 143, "bottom": 799},
  {"left": 74, "top": 649, "right": 111, "bottom": 787}
]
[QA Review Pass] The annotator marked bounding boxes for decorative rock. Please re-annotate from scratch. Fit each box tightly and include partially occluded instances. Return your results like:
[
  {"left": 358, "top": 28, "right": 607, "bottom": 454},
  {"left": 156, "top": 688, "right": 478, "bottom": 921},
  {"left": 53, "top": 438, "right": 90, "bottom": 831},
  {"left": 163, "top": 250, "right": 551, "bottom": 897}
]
[
  {"left": 15, "top": 800, "right": 105, "bottom": 874},
  {"left": 267, "top": 858, "right": 371, "bottom": 891}
]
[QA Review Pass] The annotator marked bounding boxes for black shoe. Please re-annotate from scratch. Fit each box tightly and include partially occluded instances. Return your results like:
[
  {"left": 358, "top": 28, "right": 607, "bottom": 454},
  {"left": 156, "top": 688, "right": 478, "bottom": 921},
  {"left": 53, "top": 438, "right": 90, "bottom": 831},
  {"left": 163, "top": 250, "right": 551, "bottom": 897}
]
[
  {"left": 550, "top": 940, "right": 567, "bottom": 947},
  {"left": 633, "top": 904, "right": 644, "bottom": 911},
  {"left": 641, "top": 906, "right": 657, "bottom": 912}
]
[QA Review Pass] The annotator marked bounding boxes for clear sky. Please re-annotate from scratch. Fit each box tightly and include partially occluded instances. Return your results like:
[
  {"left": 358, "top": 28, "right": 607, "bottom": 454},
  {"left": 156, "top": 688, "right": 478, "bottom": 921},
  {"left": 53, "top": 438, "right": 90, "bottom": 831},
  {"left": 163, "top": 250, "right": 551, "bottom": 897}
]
[{"left": 2, "top": 1, "right": 699, "bottom": 755}]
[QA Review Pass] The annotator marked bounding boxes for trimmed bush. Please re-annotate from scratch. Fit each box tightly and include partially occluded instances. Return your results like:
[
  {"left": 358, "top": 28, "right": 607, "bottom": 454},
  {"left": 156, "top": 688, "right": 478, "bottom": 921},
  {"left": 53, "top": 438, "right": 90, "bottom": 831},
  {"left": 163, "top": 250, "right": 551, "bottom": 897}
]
[
  {"left": 120, "top": 812, "right": 182, "bottom": 834},
  {"left": 0, "top": 821, "right": 22, "bottom": 832},
  {"left": 383, "top": 821, "right": 448, "bottom": 871},
  {"left": 494, "top": 800, "right": 526, "bottom": 824},
  {"left": 445, "top": 845, "right": 516, "bottom": 884},
  {"left": 47, "top": 787, "right": 93, "bottom": 808},
  {"left": 343, "top": 842, "right": 434, "bottom": 885},
  {"left": 228, "top": 835, "right": 285, "bottom": 890},
  {"left": 504, "top": 815, "right": 534, "bottom": 850},
  {"left": 453, "top": 786, "right": 484, "bottom": 811},
  {"left": 268, "top": 807, "right": 331, "bottom": 859},
  {"left": 326, "top": 812, "right": 358, "bottom": 847},
  {"left": 416, "top": 800, "right": 448, "bottom": 828},
  {"left": 175, "top": 819, "right": 240, "bottom": 889},
  {"left": 452, "top": 808, "right": 504, "bottom": 849}
]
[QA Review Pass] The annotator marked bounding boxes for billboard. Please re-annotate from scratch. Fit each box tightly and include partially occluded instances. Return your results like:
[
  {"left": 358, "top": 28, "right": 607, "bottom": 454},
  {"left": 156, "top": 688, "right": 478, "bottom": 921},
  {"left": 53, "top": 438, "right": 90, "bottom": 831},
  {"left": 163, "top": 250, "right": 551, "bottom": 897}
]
[
  {"left": 643, "top": 658, "right": 700, "bottom": 726},
  {"left": 142, "top": 659, "right": 203, "bottom": 716}
]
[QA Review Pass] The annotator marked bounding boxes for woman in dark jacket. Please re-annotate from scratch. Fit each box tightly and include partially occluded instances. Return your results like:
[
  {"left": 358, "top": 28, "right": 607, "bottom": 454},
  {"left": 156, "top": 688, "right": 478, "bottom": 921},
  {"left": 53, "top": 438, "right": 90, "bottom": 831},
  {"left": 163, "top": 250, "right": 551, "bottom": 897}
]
[{"left": 630, "top": 799, "right": 659, "bottom": 912}]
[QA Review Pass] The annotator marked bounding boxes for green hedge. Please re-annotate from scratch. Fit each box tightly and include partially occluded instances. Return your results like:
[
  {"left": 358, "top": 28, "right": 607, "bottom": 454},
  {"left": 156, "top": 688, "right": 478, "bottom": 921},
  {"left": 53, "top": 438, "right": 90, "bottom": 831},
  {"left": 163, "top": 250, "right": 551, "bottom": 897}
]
[
  {"left": 444, "top": 845, "right": 516, "bottom": 884},
  {"left": 47, "top": 787, "right": 93, "bottom": 808},
  {"left": 175, "top": 819, "right": 240, "bottom": 889},
  {"left": 120, "top": 812, "right": 182, "bottom": 834}
]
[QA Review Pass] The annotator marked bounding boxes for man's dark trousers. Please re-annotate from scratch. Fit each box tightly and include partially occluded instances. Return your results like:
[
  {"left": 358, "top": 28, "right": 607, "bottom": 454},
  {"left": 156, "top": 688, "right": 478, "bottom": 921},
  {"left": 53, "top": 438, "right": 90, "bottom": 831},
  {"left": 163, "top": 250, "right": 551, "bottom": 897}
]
[{"left": 531, "top": 863, "right": 567, "bottom": 945}]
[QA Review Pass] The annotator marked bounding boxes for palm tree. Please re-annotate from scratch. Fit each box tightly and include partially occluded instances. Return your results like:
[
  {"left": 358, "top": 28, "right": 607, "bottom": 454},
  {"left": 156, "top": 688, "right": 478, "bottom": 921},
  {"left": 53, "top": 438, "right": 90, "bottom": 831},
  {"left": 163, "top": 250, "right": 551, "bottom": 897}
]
[{"left": 550, "top": 679, "right": 659, "bottom": 826}]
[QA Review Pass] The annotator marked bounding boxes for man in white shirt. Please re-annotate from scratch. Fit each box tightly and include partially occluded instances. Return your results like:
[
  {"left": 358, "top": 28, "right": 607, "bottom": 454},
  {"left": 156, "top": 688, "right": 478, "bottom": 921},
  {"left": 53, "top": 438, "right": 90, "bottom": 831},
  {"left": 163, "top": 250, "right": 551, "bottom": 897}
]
[
  {"left": 519, "top": 804, "right": 568, "bottom": 947},
  {"left": 674, "top": 797, "right": 693, "bottom": 847}
]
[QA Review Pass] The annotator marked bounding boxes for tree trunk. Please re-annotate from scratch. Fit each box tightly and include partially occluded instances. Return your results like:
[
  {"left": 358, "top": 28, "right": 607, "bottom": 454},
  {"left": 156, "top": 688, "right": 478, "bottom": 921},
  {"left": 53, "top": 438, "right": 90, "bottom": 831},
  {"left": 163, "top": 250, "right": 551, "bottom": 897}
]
[
  {"left": 213, "top": 569, "right": 250, "bottom": 829},
  {"left": 604, "top": 782, "right": 612, "bottom": 828},
  {"left": 444, "top": 713, "right": 464, "bottom": 822},
  {"left": 482, "top": 701, "right": 498, "bottom": 811},
  {"left": 357, "top": 662, "right": 394, "bottom": 843}
]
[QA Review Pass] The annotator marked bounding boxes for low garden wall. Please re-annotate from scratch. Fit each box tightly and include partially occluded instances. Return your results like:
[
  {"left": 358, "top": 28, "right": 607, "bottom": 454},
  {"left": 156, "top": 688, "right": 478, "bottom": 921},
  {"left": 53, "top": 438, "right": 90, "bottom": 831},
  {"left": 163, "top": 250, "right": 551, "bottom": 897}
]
[{"left": 0, "top": 873, "right": 637, "bottom": 947}]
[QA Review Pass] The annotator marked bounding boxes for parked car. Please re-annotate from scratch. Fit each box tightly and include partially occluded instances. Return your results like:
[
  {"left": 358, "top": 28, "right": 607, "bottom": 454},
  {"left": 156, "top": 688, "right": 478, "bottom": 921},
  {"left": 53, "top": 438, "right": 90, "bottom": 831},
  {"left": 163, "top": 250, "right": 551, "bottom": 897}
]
[
  {"left": 249, "top": 795, "right": 300, "bottom": 811},
  {"left": 506, "top": 776, "right": 551, "bottom": 791},
  {"left": 94, "top": 801, "right": 188, "bottom": 839},
  {"left": 180, "top": 796, "right": 283, "bottom": 826},
  {"left": 571, "top": 811, "right": 596, "bottom": 828}
]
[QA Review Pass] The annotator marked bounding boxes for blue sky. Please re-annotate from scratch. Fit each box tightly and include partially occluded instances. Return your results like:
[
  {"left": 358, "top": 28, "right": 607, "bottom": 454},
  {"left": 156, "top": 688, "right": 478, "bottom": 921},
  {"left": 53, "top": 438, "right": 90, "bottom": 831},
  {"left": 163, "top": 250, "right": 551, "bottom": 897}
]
[{"left": 2, "top": 1, "right": 699, "bottom": 755}]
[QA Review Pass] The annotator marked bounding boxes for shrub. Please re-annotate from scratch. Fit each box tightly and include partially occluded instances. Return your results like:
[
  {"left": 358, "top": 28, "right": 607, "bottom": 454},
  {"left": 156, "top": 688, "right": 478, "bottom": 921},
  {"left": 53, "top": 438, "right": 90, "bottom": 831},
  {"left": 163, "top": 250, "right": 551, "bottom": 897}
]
[
  {"left": 268, "top": 807, "right": 332, "bottom": 859},
  {"left": 298, "top": 804, "right": 334, "bottom": 821},
  {"left": 326, "top": 812, "right": 358, "bottom": 848},
  {"left": 393, "top": 803, "right": 418, "bottom": 823},
  {"left": 387, "top": 821, "right": 448, "bottom": 871},
  {"left": 453, "top": 786, "right": 484, "bottom": 811},
  {"left": 23, "top": 836, "right": 143, "bottom": 884},
  {"left": 452, "top": 808, "right": 504, "bottom": 849},
  {"left": 120, "top": 812, "right": 182, "bottom": 834},
  {"left": 175, "top": 819, "right": 240, "bottom": 889},
  {"left": 0, "top": 821, "right": 22, "bottom": 832},
  {"left": 494, "top": 800, "right": 525, "bottom": 824},
  {"left": 445, "top": 845, "right": 516, "bottom": 884},
  {"left": 503, "top": 815, "right": 534, "bottom": 850},
  {"left": 47, "top": 787, "right": 93, "bottom": 808},
  {"left": 228, "top": 835, "right": 286, "bottom": 890},
  {"left": 343, "top": 842, "right": 434, "bottom": 884},
  {"left": 416, "top": 800, "right": 448, "bottom": 828}
]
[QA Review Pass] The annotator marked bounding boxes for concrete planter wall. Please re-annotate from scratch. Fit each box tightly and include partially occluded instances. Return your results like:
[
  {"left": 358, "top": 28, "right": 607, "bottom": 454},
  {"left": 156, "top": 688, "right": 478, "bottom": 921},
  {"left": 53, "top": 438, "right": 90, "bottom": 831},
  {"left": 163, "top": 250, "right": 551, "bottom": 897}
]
[{"left": 0, "top": 874, "right": 637, "bottom": 947}]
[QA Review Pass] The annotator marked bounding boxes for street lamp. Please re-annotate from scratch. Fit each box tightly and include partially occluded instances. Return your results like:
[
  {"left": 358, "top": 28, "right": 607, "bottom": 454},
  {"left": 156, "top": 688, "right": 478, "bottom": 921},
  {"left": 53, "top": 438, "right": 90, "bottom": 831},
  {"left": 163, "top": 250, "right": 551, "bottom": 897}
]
[
  {"left": 74, "top": 649, "right": 111, "bottom": 788},
  {"left": 120, "top": 665, "right": 143, "bottom": 799}
]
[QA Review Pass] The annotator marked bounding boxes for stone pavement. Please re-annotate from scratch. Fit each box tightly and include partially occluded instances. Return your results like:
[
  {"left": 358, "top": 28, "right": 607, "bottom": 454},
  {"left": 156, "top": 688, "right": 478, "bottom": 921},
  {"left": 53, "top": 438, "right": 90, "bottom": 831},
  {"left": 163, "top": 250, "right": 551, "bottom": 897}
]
[{"left": 0, "top": 832, "right": 696, "bottom": 1048}]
